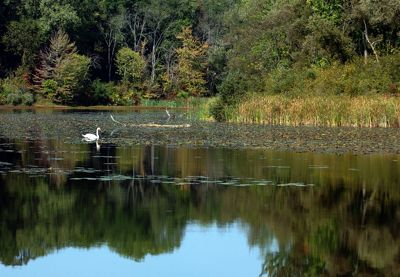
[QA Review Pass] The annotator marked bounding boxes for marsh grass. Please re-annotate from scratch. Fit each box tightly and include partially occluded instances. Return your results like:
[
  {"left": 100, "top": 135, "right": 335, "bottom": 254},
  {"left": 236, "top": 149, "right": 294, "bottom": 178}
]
[
  {"left": 141, "top": 97, "right": 216, "bottom": 120},
  {"left": 141, "top": 97, "right": 212, "bottom": 108},
  {"left": 232, "top": 95, "right": 400, "bottom": 127}
]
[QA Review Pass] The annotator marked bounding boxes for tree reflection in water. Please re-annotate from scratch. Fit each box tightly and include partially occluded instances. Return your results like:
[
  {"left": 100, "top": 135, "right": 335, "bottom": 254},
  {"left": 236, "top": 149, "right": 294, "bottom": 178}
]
[{"left": 0, "top": 138, "right": 400, "bottom": 276}]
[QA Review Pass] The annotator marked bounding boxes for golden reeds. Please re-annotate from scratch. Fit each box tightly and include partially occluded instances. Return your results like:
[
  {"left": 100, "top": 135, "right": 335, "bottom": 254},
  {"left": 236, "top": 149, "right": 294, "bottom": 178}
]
[{"left": 233, "top": 95, "right": 400, "bottom": 127}]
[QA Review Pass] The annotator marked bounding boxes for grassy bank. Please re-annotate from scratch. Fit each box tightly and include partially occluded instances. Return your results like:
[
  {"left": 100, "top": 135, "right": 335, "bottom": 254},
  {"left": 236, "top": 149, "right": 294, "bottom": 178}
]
[{"left": 227, "top": 95, "right": 400, "bottom": 127}]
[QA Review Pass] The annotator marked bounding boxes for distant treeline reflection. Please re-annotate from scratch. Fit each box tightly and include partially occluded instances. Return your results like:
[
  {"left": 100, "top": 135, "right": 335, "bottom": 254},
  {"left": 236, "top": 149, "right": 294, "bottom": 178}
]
[{"left": 0, "top": 139, "right": 400, "bottom": 275}]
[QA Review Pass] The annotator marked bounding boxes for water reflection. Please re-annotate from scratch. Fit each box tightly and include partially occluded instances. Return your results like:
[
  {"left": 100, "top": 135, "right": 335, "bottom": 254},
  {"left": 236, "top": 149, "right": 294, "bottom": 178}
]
[{"left": 0, "top": 138, "right": 400, "bottom": 276}]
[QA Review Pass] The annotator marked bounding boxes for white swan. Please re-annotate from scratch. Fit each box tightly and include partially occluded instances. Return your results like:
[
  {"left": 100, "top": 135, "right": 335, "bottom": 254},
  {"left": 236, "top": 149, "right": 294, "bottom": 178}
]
[{"left": 82, "top": 127, "right": 101, "bottom": 141}]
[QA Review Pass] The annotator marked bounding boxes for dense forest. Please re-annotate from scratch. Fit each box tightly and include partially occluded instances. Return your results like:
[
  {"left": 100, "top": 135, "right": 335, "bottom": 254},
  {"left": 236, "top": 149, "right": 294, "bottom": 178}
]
[{"left": 0, "top": 0, "right": 399, "bottom": 120}]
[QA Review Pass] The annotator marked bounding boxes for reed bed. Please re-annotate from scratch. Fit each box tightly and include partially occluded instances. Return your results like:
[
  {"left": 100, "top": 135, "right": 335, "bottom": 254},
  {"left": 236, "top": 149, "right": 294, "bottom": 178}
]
[{"left": 231, "top": 95, "right": 400, "bottom": 127}]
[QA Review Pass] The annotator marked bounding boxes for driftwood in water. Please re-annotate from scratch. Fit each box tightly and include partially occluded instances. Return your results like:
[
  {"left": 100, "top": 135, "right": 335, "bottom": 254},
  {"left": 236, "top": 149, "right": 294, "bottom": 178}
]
[
  {"left": 131, "top": 123, "right": 191, "bottom": 128},
  {"left": 110, "top": 115, "right": 126, "bottom": 126},
  {"left": 110, "top": 114, "right": 191, "bottom": 128}
]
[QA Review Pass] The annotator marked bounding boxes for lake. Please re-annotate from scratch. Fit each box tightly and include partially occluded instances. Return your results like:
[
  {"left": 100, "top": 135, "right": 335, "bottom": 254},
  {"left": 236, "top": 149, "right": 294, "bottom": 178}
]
[{"left": 0, "top": 109, "right": 399, "bottom": 276}]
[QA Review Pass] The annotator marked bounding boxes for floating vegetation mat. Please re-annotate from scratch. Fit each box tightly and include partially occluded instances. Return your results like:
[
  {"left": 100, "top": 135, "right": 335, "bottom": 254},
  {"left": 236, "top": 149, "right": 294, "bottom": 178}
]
[
  {"left": 53, "top": 172, "right": 317, "bottom": 188},
  {"left": 0, "top": 158, "right": 316, "bottom": 188},
  {"left": 1, "top": 109, "right": 400, "bottom": 154}
]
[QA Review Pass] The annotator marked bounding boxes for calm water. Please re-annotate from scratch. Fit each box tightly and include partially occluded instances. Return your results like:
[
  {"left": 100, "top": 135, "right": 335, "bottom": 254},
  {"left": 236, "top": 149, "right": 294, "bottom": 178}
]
[{"left": 0, "top": 110, "right": 400, "bottom": 276}]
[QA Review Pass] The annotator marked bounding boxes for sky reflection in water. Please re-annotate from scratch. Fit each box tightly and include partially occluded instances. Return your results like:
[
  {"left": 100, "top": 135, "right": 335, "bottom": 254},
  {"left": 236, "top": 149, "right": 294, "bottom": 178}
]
[{"left": 0, "top": 223, "right": 272, "bottom": 277}]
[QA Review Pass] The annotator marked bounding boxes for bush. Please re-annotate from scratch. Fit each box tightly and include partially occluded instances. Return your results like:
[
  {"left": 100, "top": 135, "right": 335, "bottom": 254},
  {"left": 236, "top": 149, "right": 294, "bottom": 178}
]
[
  {"left": 5, "top": 92, "right": 33, "bottom": 106},
  {"left": 177, "top": 90, "right": 189, "bottom": 99},
  {"left": 211, "top": 72, "right": 249, "bottom": 121},
  {"left": 261, "top": 53, "right": 400, "bottom": 97},
  {"left": 89, "top": 79, "right": 115, "bottom": 105},
  {"left": 52, "top": 53, "right": 91, "bottom": 104},
  {"left": 115, "top": 47, "right": 145, "bottom": 84},
  {"left": 110, "top": 84, "right": 141, "bottom": 105},
  {"left": 21, "top": 92, "right": 34, "bottom": 106},
  {"left": 42, "top": 79, "right": 58, "bottom": 99},
  {"left": 6, "top": 93, "right": 22, "bottom": 106},
  {"left": 0, "top": 69, "right": 34, "bottom": 105}
]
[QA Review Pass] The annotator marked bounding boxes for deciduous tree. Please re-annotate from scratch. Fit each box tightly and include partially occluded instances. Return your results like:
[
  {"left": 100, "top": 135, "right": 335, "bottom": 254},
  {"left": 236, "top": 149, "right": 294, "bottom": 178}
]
[{"left": 174, "top": 27, "right": 208, "bottom": 97}]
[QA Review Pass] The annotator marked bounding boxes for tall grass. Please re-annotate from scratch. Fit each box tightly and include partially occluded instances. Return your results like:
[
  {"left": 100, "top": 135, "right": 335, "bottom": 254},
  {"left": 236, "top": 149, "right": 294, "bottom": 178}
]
[
  {"left": 141, "top": 97, "right": 216, "bottom": 121},
  {"left": 141, "top": 97, "right": 211, "bottom": 108},
  {"left": 231, "top": 95, "right": 400, "bottom": 127}
]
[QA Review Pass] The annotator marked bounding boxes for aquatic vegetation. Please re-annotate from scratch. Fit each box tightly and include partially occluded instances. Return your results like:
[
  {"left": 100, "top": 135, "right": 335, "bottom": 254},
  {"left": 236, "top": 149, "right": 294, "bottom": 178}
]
[{"left": 1, "top": 109, "right": 400, "bottom": 154}]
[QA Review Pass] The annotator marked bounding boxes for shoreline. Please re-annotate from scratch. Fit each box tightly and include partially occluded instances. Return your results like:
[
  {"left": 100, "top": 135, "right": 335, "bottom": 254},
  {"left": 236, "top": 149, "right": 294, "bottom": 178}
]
[{"left": 0, "top": 104, "right": 190, "bottom": 111}]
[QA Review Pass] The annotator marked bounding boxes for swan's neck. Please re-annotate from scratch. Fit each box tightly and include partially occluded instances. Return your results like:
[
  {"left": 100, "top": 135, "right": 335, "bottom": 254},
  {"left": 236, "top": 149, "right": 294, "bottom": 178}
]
[{"left": 96, "top": 129, "right": 99, "bottom": 138}]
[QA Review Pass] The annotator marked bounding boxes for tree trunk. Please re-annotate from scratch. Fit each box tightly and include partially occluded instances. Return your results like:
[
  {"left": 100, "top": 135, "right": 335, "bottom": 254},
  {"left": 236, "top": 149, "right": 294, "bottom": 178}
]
[
  {"left": 107, "top": 44, "right": 112, "bottom": 81},
  {"left": 363, "top": 19, "right": 379, "bottom": 63},
  {"left": 151, "top": 42, "right": 156, "bottom": 84}
]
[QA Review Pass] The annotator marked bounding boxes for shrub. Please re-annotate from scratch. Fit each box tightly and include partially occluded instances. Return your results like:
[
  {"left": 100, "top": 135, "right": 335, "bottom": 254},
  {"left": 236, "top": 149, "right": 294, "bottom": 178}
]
[
  {"left": 51, "top": 53, "right": 91, "bottom": 104},
  {"left": 261, "top": 53, "right": 400, "bottom": 97},
  {"left": 177, "top": 90, "right": 189, "bottom": 99},
  {"left": 41, "top": 79, "right": 58, "bottom": 99},
  {"left": 110, "top": 84, "right": 141, "bottom": 106},
  {"left": 4, "top": 91, "right": 33, "bottom": 106},
  {"left": 115, "top": 47, "right": 145, "bottom": 85},
  {"left": 211, "top": 72, "right": 249, "bottom": 121},
  {"left": 21, "top": 92, "right": 34, "bottom": 106},
  {"left": 0, "top": 69, "right": 34, "bottom": 105},
  {"left": 6, "top": 93, "right": 22, "bottom": 106},
  {"left": 89, "top": 79, "right": 114, "bottom": 105}
]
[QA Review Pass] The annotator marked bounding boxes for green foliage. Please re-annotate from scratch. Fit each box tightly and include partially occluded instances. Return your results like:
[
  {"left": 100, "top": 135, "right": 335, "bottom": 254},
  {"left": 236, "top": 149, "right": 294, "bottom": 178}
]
[
  {"left": 41, "top": 79, "right": 58, "bottom": 98},
  {"left": 6, "top": 91, "right": 34, "bottom": 106},
  {"left": 306, "top": 0, "right": 342, "bottom": 24},
  {"left": 53, "top": 53, "right": 91, "bottom": 104},
  {"left": 0, "top": 68, "right": 34, "bottom": 105},
  {"left": 300, "top": 16, "right": 355, "bottom": 65},
  {"left": 308, "top": 222, "right": 339, "bottom": 255},
  {"left": 89, "top": 79, "right": 114, "bottom": 105},
  {"left": 261, "top": 54, "right": 400, "bottom": 97},
  {"left": 21, "top": 91, "right": 34, "bottom": 105},
  {"left": 35, "top": 30, "right": 91, "bottom": 104},
  {"left": 115, "top": 47, "right": 145, "bottom": 84},
  {"left": 174, "top": 27, "right": 208, "bottom": 98},
  {"left": 6, "top": 93, "right": 23, "bottom": 105},
  {"left": 107, "top": 83, "right": 141, "bottom": 105},
  {"left": 34, "top": 29, "right": 77, "bottom": 87},
  {"left": 113, "top": 47, "right": 146, "bottom": 105},
  {"left": 210, "top": 72, "right": 249, "bottom": 121},
  {"left": 2, "top": 19, "right": 45, "bottom": 67},
  {"left": 212, "top": 0, "right": 400, "bottom": 121},
  {"left": 177, "top": 90, "right": 189, "bottom": 99},
  {"left": 0, "top": 0, "right": 399, "bottom": 108},
  {"left": 38, "top": 0, "right": 81, "bottom": 34}
]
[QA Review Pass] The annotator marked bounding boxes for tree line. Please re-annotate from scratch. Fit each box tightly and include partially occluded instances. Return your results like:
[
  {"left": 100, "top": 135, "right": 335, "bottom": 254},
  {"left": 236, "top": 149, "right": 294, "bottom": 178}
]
[
  {"left": 0, "top": 0, "right": 399, "bottom": 110},
  {"left": 0, "top": 0, "right": 229, "bottom": 105}
]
